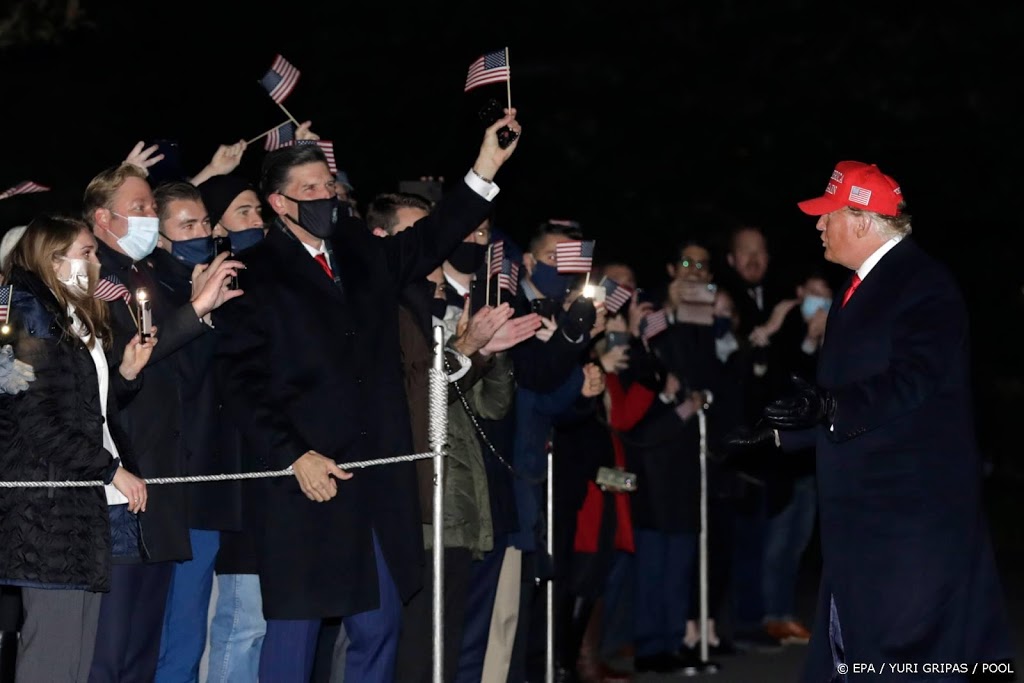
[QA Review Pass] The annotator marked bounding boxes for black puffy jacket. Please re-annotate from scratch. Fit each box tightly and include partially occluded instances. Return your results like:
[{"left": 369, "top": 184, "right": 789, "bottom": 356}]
[{"left": 0, "top": 267, "right": 139, "bottom": 591}]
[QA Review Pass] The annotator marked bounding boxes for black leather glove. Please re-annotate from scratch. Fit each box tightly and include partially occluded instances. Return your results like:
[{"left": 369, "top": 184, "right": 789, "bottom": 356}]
[
  {"left": 763, "top": 374, "right": 836, "bottom": 430},
  {"left": 559, "top": 297, "right": 597, "bottom": 341},
  {"left": 722, "top": 424, "right": 778, "bottom": 453}
]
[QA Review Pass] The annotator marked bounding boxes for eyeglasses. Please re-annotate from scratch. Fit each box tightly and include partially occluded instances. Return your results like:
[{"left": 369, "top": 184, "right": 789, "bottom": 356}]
[{"left": 679, "top": 259, "right": 707, "bottom": 270}]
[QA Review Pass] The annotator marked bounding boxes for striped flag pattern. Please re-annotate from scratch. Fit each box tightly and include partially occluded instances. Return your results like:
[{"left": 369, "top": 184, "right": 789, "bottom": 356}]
[
  {"left": 464, "top": 49, "right": 510, "bottom": 92},
  {"left": 265, "top": 122, "right": 295, "bottom": 151},
  {"left": 0, "top": 181, "right": 50, "bottom": 201},
  {"left": 554, "top": 240, "right": 595, "bottom": 274},
  {"left": 640, "top": 309, "right": 669, "bottom": 342},
  {"left": 93, "top": 273, "right": 132, "bottom": 304},
  {"left": 488, "top": 240, "right": 505, "bottom": 277},
  {"left": 600, "top": 276, "right": 635, "bottom": 315},
  {"left": 260, "top": 54, "right": 301, "bottom": 104},
  {"left": 497, "top": 259, "right": 519, "bottom": 295},
  {"left": 0, "top": 285, "right": 11, "bottom": 323},
  {"left": 286, "top": 140, "right": 337, "bottom": 174}
]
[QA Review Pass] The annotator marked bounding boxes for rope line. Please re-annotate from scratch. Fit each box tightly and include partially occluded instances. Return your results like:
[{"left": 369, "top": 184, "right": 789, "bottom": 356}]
[{"left": 0, "top": 451, "right": 440, "bottom": 488}]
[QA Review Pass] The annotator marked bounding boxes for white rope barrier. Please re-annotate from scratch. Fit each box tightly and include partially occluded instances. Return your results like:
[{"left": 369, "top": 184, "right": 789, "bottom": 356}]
[{"left": 0, "top": 451, "right": 440, "bottom": 488}]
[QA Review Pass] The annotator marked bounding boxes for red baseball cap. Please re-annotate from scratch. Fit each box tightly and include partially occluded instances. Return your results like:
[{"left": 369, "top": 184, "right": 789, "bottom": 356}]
[{"left": 797, "top": 161, "right": 904, "bottom": 216}]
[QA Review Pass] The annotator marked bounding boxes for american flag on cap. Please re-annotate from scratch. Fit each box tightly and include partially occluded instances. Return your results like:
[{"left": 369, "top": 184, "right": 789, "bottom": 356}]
[
  {"left": 0, "top": 181, "right": 50, "bottom": 201},
  {"left": 265, "top": 122, "right": 296, "bottom": 151},
  {"left": 497, "top": 259, "right": 519, "bottom": 295},
  {"left": 639, "top": 309, "right": 669, "bottom": 342},
  {"left": 0, "top": 285, "right": 12, "bottom": 323},
  {"left": 555, "top": 240, "right": 595, "bottom": 274},
  {"left": 488, "top": 240, "right": 505, "bottom": 277},
  {"left": 93, "top": 273, "right": 131, "bottom": 304},
  {"left": 260, "top": 54, "right": 301, "bottom": 104},
  {"left": 465, "top": 48, "right": 510, "bottom": 92},
  {"left": 285, "top": 139, "right": 337, "bottom": 175},
  {"left": 599, "top": 276, "right": 634, "bottom": 315}
]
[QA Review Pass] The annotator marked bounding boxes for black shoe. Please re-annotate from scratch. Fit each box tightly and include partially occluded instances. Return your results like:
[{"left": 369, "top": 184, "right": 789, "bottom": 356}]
[
  {"left": 710, "top": 638, "right": 737, "bottom": 656},
  {"left": 636, "top": 651, "right": 698, "bottom": 675}
]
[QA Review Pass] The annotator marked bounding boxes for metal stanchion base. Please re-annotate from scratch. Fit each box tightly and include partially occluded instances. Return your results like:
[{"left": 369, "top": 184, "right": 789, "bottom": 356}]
[{"left": 696, "top": 659, "right": 722, "bottom": 675}]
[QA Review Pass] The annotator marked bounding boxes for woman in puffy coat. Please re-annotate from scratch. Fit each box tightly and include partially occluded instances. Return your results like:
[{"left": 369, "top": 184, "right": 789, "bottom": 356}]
[{"left": 0, "top": 214, "right": 154, "bottom": 682}]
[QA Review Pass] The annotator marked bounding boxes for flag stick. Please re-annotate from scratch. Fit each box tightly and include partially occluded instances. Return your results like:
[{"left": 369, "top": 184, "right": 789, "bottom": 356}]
[
  {"left": 505, "top": 47, "right": 512, "bottom": 110},
  {"left": 277, "top": 102, "right": 302, "bottom": 128},
  {"left": 255, "top": 81, "right": 302, "bottom": 126},
  {"left": 485, "top": 244, "right": 493, "bottom": 307},
  {"left": 247, "top": 119, "right": 291, "bottom": 146},
  {"left": 497, "top": 279, "right": 502, "bottom": 306},
  {"left": 125, "top": 298, "right": 139, "bottom": 331}
]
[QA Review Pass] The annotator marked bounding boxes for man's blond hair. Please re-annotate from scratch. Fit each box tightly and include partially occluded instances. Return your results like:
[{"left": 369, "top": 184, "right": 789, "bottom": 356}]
[{"left": 82, "top": 163, "right": 149, "bottom": 228}]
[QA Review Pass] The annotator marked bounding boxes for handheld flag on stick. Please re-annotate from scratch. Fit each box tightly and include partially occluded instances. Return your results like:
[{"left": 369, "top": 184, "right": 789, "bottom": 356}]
[
  {"left": 600, "top": 276, "right": 635, "bottom": 315},
  {"left": 554, "top": 240, "right": 595, "bottom": 274},
  {"left": 640, "top": 309, "right": 669, "bottom": 342},
  {"left": 465, "top": 48, "right": 510, "bottom": 94},
  {"left": 488, "top": 240, "right": 505, "bottom": 278},
  {"left": 0, "top": 181, "right": 50, "bottom": 201},
  {"left": 94, "top": 273, "right": 132, "bottom": 304},
  {"left": 0, "top": 285, "right": 12, "bottom": 324},
  {"left": 260, "top": 54, "right": 300, "bottom": 104},
  {"left": 262, "top": 122, "right": 296, "bottom": 151},
  {"left": 497, "top": 259, "right": 519, "bottom": 295}
]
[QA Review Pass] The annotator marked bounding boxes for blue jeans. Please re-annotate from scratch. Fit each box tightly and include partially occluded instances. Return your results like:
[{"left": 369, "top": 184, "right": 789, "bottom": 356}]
[
  {"left": 206, "top": 574, "right": 266, "bottom": 683},
  {"left": 763, "top": 476, "right": 817, "bottom": 620},
  {"left": 155, "top": 528, "right": 220, "bottom": 682},
  {"left": 632, "top": 530, "right": 697, "bottom": 657}
]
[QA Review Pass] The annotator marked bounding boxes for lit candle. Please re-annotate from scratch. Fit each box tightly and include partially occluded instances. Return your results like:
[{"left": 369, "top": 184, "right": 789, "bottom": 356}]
[
  {"left": 582, "top": 284, "right": 596, "bottom": 299},
  {"left": 136, "top": 288, "right": 152, "bottom": 340}
]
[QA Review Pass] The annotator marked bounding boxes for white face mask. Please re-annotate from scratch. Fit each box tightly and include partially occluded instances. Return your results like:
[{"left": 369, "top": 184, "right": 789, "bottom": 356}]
[
  {"left": 58, "top": 257, "right": 91, "bottom": 296},
  {"left": 108, "top": 212, "right": 160, "bottom": 261}
]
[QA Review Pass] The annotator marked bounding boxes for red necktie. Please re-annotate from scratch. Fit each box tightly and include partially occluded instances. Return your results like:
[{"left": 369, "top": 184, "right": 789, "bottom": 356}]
[
  {"left": 841, "top": 274, "right": 861, "bottom": 308},
  {"left": 314, "top": 253, "right": 333, "bottom": 279}
]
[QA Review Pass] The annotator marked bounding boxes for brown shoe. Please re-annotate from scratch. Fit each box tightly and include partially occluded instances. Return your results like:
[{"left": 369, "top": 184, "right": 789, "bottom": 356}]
[
  {"left": 764, "top": 619, "right": 811, "bottom": 645},
  {"left": 781, "top": 619, "right": 811, "bottom": 645}
]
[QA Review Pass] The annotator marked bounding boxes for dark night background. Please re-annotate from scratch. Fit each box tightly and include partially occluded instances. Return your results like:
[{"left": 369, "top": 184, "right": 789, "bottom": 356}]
[{"left": 1, "top": 2, "right": 1023, "bottom": 464}]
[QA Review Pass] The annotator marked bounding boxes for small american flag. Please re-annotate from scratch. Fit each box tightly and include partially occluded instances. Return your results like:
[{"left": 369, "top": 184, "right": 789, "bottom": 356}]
[
  {"left": 286, "top": 139, "right": 337, "bottom": 175},
  {"left": 488, "top": 240, "right": 505, "bottom": 277},
  {"left": 465, "top": 49, "right": 510, "bottom": 92},
  {"left": 555, "top": 240, "right": 595, "bottom": 274},
  {"left": 497, "top": 259, "right": 519, "bottom": 295},
  {"left": 0, "top": 285, "right": 12, "bottom": 323},
  {"left": 260, "top": 54, "right": 301, "bottom": 104},
  {"left": 640, "top": 309, "right": 669, "bottom": 342},
  {"left": 849, "top": 186, "right": 872, "bottom": 206},
  {"left": 0, "top": 181, "right": 50, "bottom": 201},
  {"left": 265, "top": 122, "right": 295, "bottom": 151},
  {"left": 600, "top": 276, "right": 634, "bottom": 315},
  {"left": 93, "top": 273, "right": 131, "bottom": 304}
]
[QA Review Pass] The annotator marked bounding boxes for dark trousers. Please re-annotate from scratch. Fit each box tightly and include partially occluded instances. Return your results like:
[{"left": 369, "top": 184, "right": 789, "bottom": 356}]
[
  {"left": 507, "top": 551, "right": 546, "bottom": 683},
  {"left": 633, "top": 529, "right": 697, "bottom": 657},
  {"left": 454, "top": 536, "right": 507, "bottom": 683},
  {"left": 88, "top": 561, "right": 175, "bottom": 683},
  {"left": 395, "top": 546, "right": 472, "bottom": 683},
  {"left": 260, "top": 533, "right": 402, "bottom": 683}
]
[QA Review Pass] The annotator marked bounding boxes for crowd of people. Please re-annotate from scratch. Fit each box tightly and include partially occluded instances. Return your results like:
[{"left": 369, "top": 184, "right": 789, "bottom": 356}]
[{"left": 0, "top": 108, "right": 1013, "bottom": 683}]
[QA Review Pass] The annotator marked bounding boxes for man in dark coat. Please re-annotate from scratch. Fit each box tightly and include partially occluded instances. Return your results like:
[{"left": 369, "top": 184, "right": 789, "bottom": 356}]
[
  {"left": 213, "top": 111, "right": 521, "bottom": 682},
  {"left": 733, "top": 161, "right": 1013, "bottom": 682}
]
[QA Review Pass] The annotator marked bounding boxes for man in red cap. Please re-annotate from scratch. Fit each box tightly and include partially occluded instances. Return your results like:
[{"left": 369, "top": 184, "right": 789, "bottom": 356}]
[{"left": 729, "top": 161, "right": 1013, "bottom": 682}]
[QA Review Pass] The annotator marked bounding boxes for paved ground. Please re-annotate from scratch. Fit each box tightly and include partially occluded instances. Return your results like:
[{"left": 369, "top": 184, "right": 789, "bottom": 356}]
[{"left": 606, "top": 476, "right": 1023, "bottom": 682}]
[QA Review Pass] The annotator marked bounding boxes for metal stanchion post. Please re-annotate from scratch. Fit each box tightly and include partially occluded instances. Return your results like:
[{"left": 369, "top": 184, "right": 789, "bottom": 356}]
[
  {"left": 697, "top": 409, "right": 719, "bottom": 674},
  {"left": 545, "top": 442, "right": 555, "bottom": 683},
  {"left": 430, "top": 326, "right": 447, "bottom": 683}
]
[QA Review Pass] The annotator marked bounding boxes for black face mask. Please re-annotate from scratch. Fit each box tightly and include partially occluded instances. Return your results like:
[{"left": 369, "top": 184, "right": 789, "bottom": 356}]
[
  {"left": 430, "top": 298, "right": 449, "bottom": 320},
  {"left": 284, "top": 195, "right": 339, "bottom": 238},
  {"left": 447, "top": 242, "right": 488, "bottom": 274}
]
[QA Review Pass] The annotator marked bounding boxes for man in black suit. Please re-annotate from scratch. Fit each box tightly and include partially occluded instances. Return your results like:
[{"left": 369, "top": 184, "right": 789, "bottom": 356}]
[
  {"left": 735, "top": 161, "right": 1013, "bottom": 682},
  {"left": 213, "top": 111, "right": 522, "bottom": 683}
]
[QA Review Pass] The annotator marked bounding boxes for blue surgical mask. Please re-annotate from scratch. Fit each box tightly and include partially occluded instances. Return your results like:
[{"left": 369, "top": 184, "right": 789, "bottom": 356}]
[
  {"left": 530, "top": 261, "right": 572, "bottom": 301},
  {"left": 162, "top": 234, "right": 215, "bottom": 267},
  {"left": 801, "top": 295, "right": 832, "bottom": 320},
  {"left": 109, "top": 213, "right": 160, "bottom": 261},
  {"left": 228, "top": 227, "right": 265, "bottom": 253},
  {"left": 712, "top": 315, "right": 733, "bottom": 339}
]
